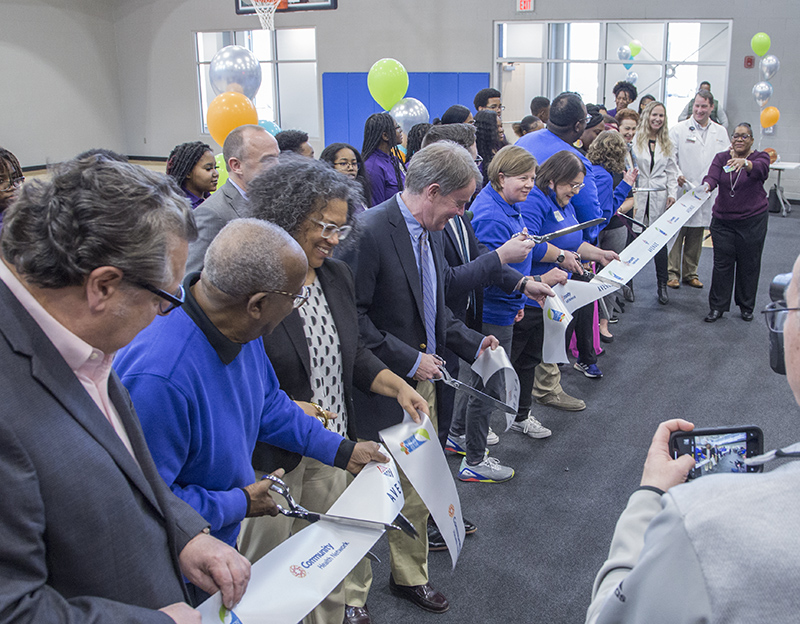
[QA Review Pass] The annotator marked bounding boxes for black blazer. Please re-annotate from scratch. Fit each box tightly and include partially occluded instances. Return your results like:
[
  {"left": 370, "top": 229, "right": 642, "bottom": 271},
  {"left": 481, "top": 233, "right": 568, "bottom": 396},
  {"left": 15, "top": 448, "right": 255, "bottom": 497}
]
[
  {"left": 252, "top": 259, "right": 386, "bottom": 473},
  {"left": 341, "top": 196, "right": 484, "bottom": 441}
]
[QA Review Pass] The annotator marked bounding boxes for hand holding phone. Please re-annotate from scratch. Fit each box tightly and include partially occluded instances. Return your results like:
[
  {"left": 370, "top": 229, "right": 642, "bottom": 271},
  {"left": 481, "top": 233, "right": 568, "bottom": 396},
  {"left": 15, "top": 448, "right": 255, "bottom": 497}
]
[
  {"left": 669, "top": 426, "right": 764, "bottom": 479},
  {"left": 640, "top": 419, "right": 697, "bottom": 492}
]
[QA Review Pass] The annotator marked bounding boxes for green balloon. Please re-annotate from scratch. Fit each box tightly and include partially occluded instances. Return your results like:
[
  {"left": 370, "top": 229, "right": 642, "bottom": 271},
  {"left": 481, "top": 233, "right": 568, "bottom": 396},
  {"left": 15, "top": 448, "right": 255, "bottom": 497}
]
[
  {"left": 367, "top": 58, "right": 409, "bottom": 111},
  {"left": 629, "top": 39, "right": 642, "bottom": 57},
  {"left": 751, "top": 32, "right": 771, "bottom": 57},
  {"left": 214, "top": 152, "right": 229, "bottom": 191}
]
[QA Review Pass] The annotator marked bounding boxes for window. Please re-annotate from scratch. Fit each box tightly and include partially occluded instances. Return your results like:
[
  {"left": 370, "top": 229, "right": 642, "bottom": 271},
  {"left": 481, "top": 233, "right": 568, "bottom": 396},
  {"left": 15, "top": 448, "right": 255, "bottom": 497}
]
[
  {"left": 495, "top": 20, "right": 731, "bottom": 124},
  {"left": 195, "top": 27, "right": 319, "bottom": 137}
]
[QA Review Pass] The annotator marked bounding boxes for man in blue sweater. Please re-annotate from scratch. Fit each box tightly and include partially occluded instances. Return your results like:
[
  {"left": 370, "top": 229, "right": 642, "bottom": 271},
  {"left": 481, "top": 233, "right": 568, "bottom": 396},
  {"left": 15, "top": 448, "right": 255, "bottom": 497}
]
[{"left": 114, "top": 219, "right": 387, "bottom": 602}]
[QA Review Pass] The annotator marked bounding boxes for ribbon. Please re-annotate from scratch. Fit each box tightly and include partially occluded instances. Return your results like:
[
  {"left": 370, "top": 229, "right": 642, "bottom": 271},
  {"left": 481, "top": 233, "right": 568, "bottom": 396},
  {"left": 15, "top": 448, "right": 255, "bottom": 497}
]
[
  {"left": 380, "top": 413, "right": 465, "bottom": 569},
  {"left": 197, "top": 450, "right": 404, "bottom": 624},
  {"left": 470, "top": 346, "right": 520, "bottom": 431}
]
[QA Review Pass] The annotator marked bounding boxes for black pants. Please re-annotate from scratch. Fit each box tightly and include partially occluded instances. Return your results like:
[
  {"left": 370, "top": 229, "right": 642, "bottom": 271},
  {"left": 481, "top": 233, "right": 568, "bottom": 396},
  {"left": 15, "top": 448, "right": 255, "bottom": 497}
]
[
  {"left": 511, "top": 306, "right": 544, "bottom": 422},
  {"left": 708, "top": 212, "right": 769, "bottom": 313},
  {"left": 570, "top": 303, "right": 596, "bottom": 366},
  {"left": 654, "top": 246, "right": 668, "bottom": 285}
]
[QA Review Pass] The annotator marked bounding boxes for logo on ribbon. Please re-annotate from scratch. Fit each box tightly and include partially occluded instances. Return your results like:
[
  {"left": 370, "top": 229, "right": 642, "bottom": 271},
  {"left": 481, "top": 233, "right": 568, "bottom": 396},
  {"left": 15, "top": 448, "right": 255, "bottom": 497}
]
[
  {"left": 377, "top": 465, "right": 395, "bottom": 478},
  {"left": 290, "top": 564, "right": 307, "bottom": 578},
  {"left": 448, "top": 504, "right": 455, "bottom": 518},
  {"left": 547, "top": 309, "right": 567, "bottom": 323},
  {"left": 219, "top": 606, "right": 244, "bottom": 623},
  {"left": 400, "top": 428, "right": 430, "bottom": 455}
]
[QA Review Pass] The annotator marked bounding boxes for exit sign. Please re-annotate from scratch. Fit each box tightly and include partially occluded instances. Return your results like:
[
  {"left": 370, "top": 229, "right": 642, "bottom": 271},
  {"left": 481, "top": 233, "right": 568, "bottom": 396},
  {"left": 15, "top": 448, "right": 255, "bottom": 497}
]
[{"left": 517, "top": 0, "right": 534, "bottom": 11}]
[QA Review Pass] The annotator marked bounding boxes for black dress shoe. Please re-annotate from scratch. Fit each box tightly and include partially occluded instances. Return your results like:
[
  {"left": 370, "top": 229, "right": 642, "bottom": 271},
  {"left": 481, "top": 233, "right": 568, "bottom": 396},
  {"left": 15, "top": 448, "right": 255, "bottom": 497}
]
[
  {"left": 741, "top": 310, "right": 754, "bottom": 322},
  {"left": 600, "top": 333, "right": 614, "bottom": 344},
  {"left": 657, "top": 283, "right": 669, "bottom": 305},
  {"left": 389, "top": 575, "right": 450, "bottom": 613},
  {"left": 344, "top": 605, "right": 372, "bottom": 624},
  {"left": 463, "top": 518, "right": 477, "bottom": 535},
  {"left": 427, "top": 521, "right": 447, "bottom": 551},
  {"left": 705, "top": 310, "right": 723, "bottom": 323}
]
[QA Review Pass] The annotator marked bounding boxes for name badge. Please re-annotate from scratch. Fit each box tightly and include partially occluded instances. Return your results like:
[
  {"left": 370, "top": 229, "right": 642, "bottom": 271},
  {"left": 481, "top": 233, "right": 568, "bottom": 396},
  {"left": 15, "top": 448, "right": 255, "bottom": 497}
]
[
  {"left": 553, "top": 210, "right": 564, "bottom": 222},
  {"left": 686, "top": 136, "right": 697, "bottom": 143}
]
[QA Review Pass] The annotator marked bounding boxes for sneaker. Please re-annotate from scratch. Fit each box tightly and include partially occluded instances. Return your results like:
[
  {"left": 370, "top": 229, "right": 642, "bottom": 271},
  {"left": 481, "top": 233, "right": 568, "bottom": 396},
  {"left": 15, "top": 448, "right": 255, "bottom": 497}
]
[
  {"left": 510, "top": 413, "right": 552, "bottom": 439},
  {"left": 574, "top": 362, "right": 603, "bottom": 378},
  {"left": 536, "top": 390, "right": 586, "bottom": 412},
  {"left": 458, "top": 454, "right": 514, "bottom": 483},
  {"left": 486, "top": 427, "right": 499, "bottom": 445},
  {"left": 445, "top": 434, "right": 466, "bottom": 455}
]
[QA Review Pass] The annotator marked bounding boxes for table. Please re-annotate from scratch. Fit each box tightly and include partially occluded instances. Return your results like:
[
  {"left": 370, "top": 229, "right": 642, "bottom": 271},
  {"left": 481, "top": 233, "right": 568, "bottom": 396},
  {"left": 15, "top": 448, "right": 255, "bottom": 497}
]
[{"left": 770, "top": 161, "right": 800, "bottom": 217}]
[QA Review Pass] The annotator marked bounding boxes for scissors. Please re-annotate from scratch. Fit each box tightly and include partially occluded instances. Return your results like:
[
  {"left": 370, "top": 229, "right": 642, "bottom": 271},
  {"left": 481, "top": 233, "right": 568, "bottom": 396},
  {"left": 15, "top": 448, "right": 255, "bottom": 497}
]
[
  {"left": 515, "top": 218, "right": 605, "bottom": 244},
  {"left": 432, "top": 357, "right": 516, "bottom": 415},
  {"left": 263, "top": 473, "right": 419, "bottom": 539}
]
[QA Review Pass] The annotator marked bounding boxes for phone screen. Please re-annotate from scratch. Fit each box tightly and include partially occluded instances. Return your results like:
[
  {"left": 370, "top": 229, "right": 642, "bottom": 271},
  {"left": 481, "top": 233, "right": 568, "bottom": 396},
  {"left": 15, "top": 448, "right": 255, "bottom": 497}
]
[{"left": 670, "top": 427, "right": 763, "bottom": 479}]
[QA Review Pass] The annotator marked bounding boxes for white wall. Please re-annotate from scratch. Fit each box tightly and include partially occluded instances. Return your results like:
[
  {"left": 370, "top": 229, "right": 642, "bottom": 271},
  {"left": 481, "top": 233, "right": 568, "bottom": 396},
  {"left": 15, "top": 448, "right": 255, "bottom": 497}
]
[{"left": 3, "top": 0, "right": 799, "bottom": 196}]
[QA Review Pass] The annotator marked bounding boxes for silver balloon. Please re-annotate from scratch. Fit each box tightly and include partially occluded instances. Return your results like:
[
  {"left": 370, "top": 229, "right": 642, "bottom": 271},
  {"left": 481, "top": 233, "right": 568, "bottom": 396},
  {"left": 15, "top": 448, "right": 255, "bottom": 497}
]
[
  {"left": 389, "top": 97, "right": 430, "bottom": 136},
  {"left": 752, "top": 81, "right": 773, "bottom": 107},
  {"left": 209, "top": 45, "right": 262, "bottom": 100},
  {"left": 760, "top": 54, "right": 780, "bottom": 81},
  {"left": 626, "top": 70, "right": 638, "bottom": 85},
  {"left": 617, "top": 45, "right": 632, "bottom": 61}
]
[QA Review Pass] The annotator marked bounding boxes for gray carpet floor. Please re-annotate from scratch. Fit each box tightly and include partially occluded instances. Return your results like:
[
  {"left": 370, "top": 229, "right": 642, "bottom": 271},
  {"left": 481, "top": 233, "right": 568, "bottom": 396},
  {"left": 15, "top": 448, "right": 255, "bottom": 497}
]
[{"left": 361, "top": 208, "right": 800, "bottom": 624}]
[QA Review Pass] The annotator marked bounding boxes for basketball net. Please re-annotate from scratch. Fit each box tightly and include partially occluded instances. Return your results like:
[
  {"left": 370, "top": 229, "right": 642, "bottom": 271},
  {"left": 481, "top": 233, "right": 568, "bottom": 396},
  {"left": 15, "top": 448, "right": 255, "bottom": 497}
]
[{"left": 252, "top": 0, "right": 280, "bottom": 30}]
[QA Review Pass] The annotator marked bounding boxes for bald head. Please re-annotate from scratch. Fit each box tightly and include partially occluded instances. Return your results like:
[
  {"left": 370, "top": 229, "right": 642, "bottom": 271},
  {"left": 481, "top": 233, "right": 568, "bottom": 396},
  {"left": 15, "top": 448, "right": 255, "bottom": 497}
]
[{"left": 222, "top": 125, "right": 280, "bottom": 189}]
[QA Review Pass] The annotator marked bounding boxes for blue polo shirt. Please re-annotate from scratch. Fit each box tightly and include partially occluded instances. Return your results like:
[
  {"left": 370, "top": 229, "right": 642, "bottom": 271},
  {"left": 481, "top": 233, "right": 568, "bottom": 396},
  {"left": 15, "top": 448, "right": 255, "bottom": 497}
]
[
  {"left": 516, "top": 129, "right": 602, "bottom": 242},
  {"left": 471, "top": 184, "right": 547, "bottom": 325}
]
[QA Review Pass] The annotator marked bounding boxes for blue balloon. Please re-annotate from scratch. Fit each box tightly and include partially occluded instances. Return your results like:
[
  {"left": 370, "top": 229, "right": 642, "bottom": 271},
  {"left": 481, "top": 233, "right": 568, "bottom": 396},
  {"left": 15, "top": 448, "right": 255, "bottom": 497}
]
[
  {"left": 258, "top": 119, "right": 281, "bottom": 136},
  {"left": 623, "top": 62, "right": 633, "bottom": 70}
]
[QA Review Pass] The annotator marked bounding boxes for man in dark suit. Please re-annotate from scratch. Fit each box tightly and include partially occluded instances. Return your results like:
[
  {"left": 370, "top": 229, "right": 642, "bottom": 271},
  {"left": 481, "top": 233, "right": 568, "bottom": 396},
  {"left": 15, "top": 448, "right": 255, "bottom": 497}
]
[
  {"left": 185, "top": 124, "right": 280, "bottom": 273},
  {"left": 0, "top": 155, "right": 249, "bottom": 623},
  {"left": 342, "top": 141, "right": 498, "bottom": 614}
]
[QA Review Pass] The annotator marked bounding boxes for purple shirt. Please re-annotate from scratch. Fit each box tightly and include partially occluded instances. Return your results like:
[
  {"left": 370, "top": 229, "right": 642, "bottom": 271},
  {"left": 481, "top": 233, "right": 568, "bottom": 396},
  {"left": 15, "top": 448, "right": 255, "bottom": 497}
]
[
  {"left": 364, "top": 150, "right": 404, "bottom": 207},
  {"left": 182, "top": 187, "right": 209, "bottom": 210},
  {"left": 703, "top": 150, "right": 770, "bottom": 221}
]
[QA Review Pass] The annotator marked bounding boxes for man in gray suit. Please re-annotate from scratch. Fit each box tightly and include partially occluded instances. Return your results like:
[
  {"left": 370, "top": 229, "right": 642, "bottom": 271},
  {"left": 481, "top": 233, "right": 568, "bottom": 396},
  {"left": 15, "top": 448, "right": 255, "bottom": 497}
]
[
  {"left": 0, "top": 155, "right": 250, "bottom": 623},
  {"left": 186, "top": 124, "right": 280, "bottom": 273}
]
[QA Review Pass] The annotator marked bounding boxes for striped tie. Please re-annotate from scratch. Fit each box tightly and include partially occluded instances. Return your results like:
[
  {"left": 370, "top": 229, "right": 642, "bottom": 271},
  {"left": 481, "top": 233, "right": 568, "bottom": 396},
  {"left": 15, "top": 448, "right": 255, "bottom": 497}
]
[{"left": 419, "top": 231, "right": 437, "bottom": 354}]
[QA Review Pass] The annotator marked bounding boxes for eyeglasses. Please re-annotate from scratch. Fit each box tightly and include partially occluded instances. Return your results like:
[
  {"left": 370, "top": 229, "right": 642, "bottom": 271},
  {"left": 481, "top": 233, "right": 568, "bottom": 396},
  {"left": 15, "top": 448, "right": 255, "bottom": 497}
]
[
  {"left": 264, "top": 285, "right": 311, "bottom": 309},
  {"left": 584, "top": 115, "right": 593, "bottom": 124},
  {"left": 0, "top": 177, "right": 24, "bottom": 193},
  {"left": 474, "top": 155, "right": 484, "bottom": 166},
  {"left": 311, "top": 218, "right": 352, "bottom": 241},
  {"left": 487, "top": 104, "right": 506, "bottom": 112},
  {"left": 127, "top": 279, "right": 185, "bottom": 315},
  {"left": 333, "top": 160, "right": 358, "bottom": 169},
  {"left": 762, "top": 301, "right": 800, "bottom": 333},
  {"left": 731, "top": 134, "right": 753, "bottom": 140},
  {"left": 570, "top": 182, "right": 586, "bottom": 192}
]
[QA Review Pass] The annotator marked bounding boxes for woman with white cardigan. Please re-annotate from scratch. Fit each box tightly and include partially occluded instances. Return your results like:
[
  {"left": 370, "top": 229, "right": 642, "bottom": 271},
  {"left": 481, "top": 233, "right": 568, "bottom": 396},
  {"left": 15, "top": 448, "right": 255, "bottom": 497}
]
[{"left": 631, "top": 101, "right": 679, "bottom": 304}]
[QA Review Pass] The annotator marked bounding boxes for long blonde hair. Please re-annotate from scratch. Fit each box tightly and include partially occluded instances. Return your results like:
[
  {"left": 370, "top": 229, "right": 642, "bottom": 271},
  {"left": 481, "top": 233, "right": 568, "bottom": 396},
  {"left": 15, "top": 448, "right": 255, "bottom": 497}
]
[{"left": 635, "top": 101, "right": 673, "bottom": 156}]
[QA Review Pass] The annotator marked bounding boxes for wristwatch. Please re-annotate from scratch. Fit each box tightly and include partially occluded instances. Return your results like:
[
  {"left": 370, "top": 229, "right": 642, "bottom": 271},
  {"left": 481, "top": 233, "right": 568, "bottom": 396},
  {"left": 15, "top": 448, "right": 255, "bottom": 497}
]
[
  {"left": 556, "top": 252, "right": 566, "bottom": 264},
  {"left": 518, "top": 276, "right": 529, "bottom": 293}
]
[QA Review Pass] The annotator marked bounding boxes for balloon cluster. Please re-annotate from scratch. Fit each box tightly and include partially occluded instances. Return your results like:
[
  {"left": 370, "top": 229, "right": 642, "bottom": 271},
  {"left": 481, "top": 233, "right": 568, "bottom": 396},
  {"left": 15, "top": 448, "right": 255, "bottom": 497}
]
[
  {"left": 206, "top": 45, "right": 281, "bottom": 148},
  {"left": 749, "top": 33, "right": 780, "bottom": 129},
  {"left": 616, "top": 39, "right": 642, "bottom": 84},
  {"left": 367, "top": 58, "right": 430, "bottom": 134}
]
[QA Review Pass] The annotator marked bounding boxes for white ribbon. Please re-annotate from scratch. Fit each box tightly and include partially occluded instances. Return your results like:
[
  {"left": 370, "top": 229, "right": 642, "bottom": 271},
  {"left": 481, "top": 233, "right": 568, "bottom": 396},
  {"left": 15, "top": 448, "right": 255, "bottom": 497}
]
[
  {"left": 542, "top": 292, "right": 573, "bottom": 364},
  {"left": 470, "top": 346, "right": 520, "bottom": 431},
  {"left": 380, "top": 413, "right": 465, "bottom": 569},
  {"left": 197, "top": 450, "right": 404, "bottom": 624}
]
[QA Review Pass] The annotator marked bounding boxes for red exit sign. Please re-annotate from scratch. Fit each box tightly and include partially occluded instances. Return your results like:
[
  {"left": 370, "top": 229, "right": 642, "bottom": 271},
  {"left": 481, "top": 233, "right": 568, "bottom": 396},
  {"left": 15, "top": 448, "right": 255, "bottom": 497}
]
[{"left": 518, "top": 0, "right": 534, "bottom": 11}]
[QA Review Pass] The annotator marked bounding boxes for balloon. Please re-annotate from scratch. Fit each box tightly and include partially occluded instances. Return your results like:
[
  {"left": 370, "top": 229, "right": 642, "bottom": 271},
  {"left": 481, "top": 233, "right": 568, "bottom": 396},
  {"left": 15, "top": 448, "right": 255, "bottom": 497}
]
[
  {"left": 258, "top": 119, "right": 282, "bottom": 136},
  {"left": 626, "top": 71, "right": 638, "bottom": 85},
  {"left": 764, "top": 147, "right": 778, "bottom": 165},
  {"left": 750, "top": 32, "right": 771, "bottom": 57},
  {"left": 616, "top": 45, "right": 631, "bottom": 61},
  {"left": 389, "top": 97, "right": 430, "bottom": 136},
  {"left": 206, "top": 91, "right": 258, "bottom": 147},
  {"left": 209, "top": 45, "right": 263, "bottom": 100},
  {"left": 752, "top": 81, "right": 773, "bottom": 107},
  {"left": 629, "top": 39, "right": 642, "bottom": 57},
  {"left": 214, "top": 153, "right": 229, "bottom": 189},
  {"left": 760, "top": 106, "right": 780, "bottom": 129},
  {"left": 760, "top": 54, "right": 780, "bottom": 81},
  {"left": 367, "top": 58, "right": 409, "bottom": 110},
  {"left": 623, "top": 62, "right": 633, "bottom": 70}
]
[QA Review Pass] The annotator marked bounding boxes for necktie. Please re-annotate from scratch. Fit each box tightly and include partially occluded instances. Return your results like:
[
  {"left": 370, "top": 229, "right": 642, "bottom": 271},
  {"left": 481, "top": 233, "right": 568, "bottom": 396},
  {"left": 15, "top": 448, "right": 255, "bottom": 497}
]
[{"left": 419, "top": 231, "right": 437, "bottom": 354}]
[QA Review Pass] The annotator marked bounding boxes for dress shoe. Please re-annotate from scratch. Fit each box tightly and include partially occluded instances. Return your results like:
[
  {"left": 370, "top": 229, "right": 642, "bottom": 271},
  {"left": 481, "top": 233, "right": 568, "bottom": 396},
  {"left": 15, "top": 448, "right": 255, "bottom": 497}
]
[
  {"left": 666, "top": 278, "right": 680, "bottom": 289},
  {"left": 389, "top": 575, "right": 450, "bottom": 613},
  {"left": 344, "top": 605, "right": 372, "bottom": 624},
  {"left": 657, "top": 283, "right": 669, "bottom": 305},
  {"left": 600, "top": 332, "right": 614, "bottom": 344},
  {"left": 428, "top": 518, "right": 476, "bottom": 551},
  {"left": 741, "top": 310, "right": 754, "bottom": 322},
  {"left": 684, "top": 277, "right": 704, "bottom": 289},
  {"left": 705, "top": 309, "right": 723, "bottom": 323}
]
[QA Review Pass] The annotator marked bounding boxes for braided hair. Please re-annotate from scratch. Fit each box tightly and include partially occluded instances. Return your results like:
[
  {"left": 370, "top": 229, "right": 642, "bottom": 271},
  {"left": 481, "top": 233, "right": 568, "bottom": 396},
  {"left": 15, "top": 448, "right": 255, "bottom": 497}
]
[
  {"left": 474, "top": 110, "right": 505, "bottom": 187},
  {"left": 319, "top": 142, "right": 373, "bottom": 207},
  {"left": 0, "top": 147, "right": 23, "bottom": 184},
  {"left": 166, "top": 141, "right": 212, "bottom": 189},
  {"left": 361, "top": 112, "right": 404, "bottom": 193},
  {"left": 405, "top": 123, "right": 432, "bottom": 164}
]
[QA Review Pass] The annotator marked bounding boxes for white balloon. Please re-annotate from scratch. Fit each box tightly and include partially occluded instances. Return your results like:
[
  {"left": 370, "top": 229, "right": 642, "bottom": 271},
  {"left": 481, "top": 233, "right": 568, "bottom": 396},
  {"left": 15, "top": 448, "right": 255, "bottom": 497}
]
[
  {"left": 617, "top": 45, "right": 632, "bottom": 61},
  {"left": 752, "top": 81, "right": 773, "bottom": 108},
  {"left": 626, "top": 71, "right": 638, "bottom": 85},
  {"left": 389, "top": 98, "right": 430, "bottom": 136},
  {"left": 760, "top": 55, "right": 780, "bottom": 81}
]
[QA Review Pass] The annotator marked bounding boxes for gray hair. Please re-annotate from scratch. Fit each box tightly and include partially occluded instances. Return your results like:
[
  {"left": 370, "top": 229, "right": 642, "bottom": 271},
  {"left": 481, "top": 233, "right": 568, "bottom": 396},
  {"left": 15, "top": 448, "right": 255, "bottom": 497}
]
[
  {"left": 247, "top": 154, "right": 362, "bottom": 238},
  {"left": 222, "top": 124, "right": 266, "bottom": 172},
  {"left": 203, "top": 218, "right": 295, "bottom": 298},
  {"left": 695, "top": 89, "right": 714, "bottom": 105},
  {"left": 405, "top": 141, "right": 481, "bottom": 196},
  {"left": 1, "top": 157, "right": 196, "bottom": 289},
  {"left": 421, "top": 123, "right": 477, "bottom": 150}
]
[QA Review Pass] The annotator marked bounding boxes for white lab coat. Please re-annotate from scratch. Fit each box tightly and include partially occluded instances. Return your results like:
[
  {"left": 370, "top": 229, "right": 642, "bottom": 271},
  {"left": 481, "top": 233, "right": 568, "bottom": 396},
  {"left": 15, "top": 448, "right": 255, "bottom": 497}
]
[
  {"left": 631, "top": 138, "right": 679, "bottom": 227},
  {"left": 669, "top": 118, "right": 730, "bottom": 228}
]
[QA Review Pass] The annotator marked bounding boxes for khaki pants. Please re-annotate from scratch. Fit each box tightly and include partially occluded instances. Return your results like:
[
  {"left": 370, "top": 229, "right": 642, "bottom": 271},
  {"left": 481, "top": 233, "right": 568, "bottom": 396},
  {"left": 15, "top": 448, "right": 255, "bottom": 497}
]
[
  {"left": 532, "top": 362, "right": 563, "bottom": 399},
  {"left": 668, "top": 226, "right": 704, "bottom": 281}
]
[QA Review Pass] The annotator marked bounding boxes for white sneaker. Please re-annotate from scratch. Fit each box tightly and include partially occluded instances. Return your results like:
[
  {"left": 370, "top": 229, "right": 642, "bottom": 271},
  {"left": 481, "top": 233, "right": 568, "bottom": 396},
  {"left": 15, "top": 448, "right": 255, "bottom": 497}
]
[
  {"left": 510, "top": 413, "right": 552, "bottom": 439},
  {"left": 458, "top": 454, "right": 514, "bottom": 483},
  {"left": 486, "top": 426, "right": 499, "bottom": 445}
]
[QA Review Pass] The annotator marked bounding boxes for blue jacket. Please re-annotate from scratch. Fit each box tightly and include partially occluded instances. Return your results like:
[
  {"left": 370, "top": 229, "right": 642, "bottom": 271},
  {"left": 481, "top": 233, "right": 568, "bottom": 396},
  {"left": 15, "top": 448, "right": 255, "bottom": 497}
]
[
  {"left": 516, "top": 129, "right": 603, "bottom": 242},
  {"left": 594, "top": 164, "right": 632, "bottom": 229},
  {"left": 470, "top": 184, "right": 547, "bottom": 325}
]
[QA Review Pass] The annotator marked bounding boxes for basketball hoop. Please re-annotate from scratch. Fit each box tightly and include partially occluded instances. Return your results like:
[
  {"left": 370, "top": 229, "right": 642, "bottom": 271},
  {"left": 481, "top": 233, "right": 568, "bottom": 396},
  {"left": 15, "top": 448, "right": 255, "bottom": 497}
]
[{"left": 251, "top": 0, "right": 280, "bottom": 30}]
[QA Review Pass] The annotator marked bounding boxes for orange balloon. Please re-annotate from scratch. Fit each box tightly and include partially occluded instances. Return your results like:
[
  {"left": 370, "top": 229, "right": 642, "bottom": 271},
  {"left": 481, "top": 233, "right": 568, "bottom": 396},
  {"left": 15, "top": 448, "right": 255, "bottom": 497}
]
[
  {"left": 207, "top": 92, "right": 258, "bottom": 147},
  {"left": 764, "top": 147, "right": 778, "bottom": 164},
  {"left": 760, "top": 106, "right": 780, "bottom": 129}
]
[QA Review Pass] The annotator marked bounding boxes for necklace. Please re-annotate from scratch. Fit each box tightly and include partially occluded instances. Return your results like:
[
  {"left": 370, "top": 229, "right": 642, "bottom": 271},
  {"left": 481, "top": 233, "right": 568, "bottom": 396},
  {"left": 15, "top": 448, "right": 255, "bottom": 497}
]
[{"left": 729, "top": 150, "right": 752, "bottom": 197}]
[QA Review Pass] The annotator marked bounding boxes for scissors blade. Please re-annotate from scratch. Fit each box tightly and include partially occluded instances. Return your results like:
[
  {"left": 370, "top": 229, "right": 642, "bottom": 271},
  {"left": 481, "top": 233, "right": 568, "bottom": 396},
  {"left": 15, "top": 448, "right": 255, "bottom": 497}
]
[
  {"left": 616, "top": 211, "right": 648, "bottom": 230},
  {"left": 303, "top": 511, "right": 409, "bottom": 535},
  {"left": 531, "top": 218, "right": 604, "bottom": 243},
  {"left": 446, "top": 377, "right": 517, "bottom": 415},
  {"left": 393, "top": 512, "right": 420, "bottom": 539}
]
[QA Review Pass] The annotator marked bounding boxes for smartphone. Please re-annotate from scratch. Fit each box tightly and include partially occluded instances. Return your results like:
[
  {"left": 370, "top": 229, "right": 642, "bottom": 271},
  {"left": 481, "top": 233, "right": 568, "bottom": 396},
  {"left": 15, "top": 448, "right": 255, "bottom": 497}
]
[{"left": 668, "top": 426, "right": 764, "bottom": 479}]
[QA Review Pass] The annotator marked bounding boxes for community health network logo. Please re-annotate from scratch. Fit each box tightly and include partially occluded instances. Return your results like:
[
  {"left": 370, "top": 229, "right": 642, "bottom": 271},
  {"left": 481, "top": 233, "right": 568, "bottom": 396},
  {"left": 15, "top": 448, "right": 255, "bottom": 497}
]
[
  {"left": 219, "top": 606, "right": 244, "bottom": 624},
  {"left": 400, "top": 428, "right": 430, "bottom": 454},
  {"left": 290, "top": 564, "right": 307, "bottom": 578},
  {"left": 547, "top": 308, "right": 567, "bottom": 323}
]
